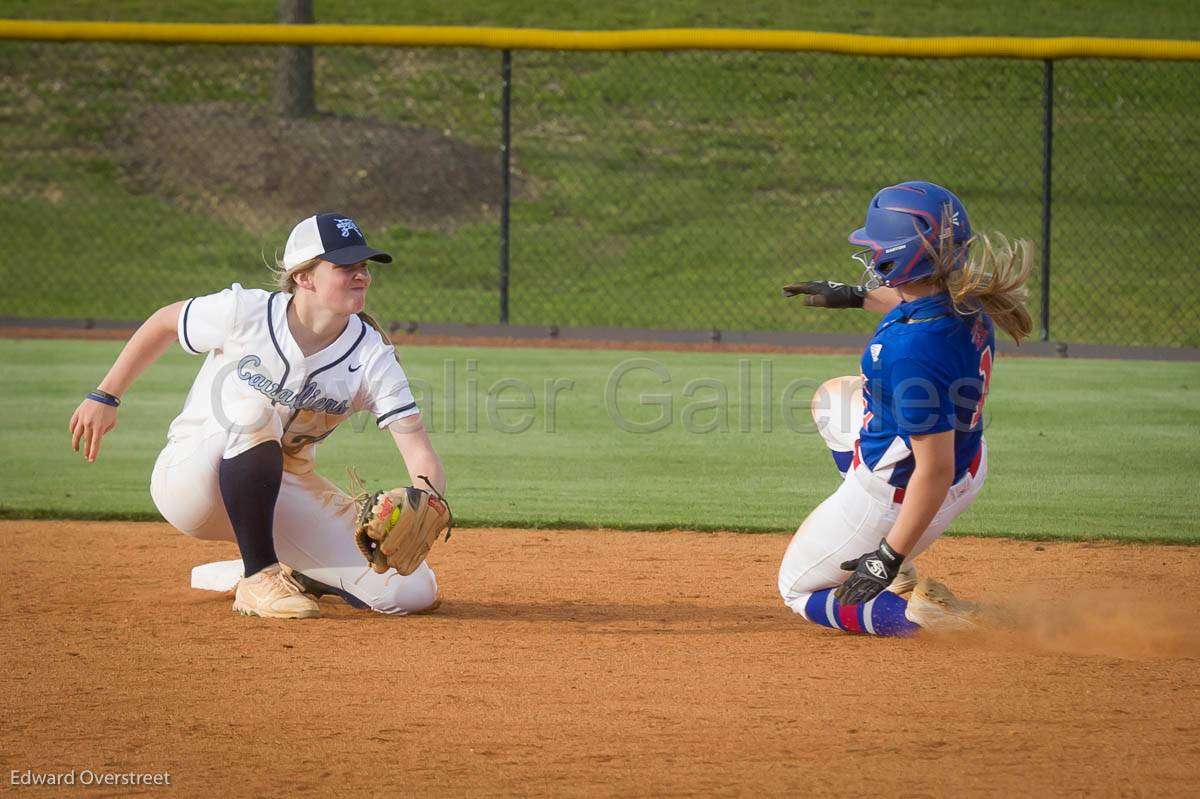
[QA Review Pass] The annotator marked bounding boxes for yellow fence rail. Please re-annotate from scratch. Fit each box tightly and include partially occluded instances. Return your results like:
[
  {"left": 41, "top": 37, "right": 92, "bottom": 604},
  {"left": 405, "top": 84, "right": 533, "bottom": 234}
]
[{"left": 0, "top": 19, "right": 1198, "bottom": 61}]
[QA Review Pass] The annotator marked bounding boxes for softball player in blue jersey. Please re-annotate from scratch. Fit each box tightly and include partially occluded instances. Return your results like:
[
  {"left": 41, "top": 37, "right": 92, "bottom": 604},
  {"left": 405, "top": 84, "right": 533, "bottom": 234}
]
[{"left": 778, "top": 181, "right": 1033, "bottom": 635}]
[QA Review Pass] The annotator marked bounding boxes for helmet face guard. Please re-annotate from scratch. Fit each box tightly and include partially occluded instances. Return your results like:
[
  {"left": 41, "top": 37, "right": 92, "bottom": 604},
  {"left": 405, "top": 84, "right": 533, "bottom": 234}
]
[{"left": 848, "top": 181, "right": 972, "bottom": 287}]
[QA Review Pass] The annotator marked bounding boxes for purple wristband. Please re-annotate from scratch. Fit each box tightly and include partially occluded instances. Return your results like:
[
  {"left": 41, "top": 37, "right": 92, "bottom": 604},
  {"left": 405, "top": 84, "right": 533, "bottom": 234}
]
[{"left": 86, "top": 390, "right": 120, "bottom": 408}]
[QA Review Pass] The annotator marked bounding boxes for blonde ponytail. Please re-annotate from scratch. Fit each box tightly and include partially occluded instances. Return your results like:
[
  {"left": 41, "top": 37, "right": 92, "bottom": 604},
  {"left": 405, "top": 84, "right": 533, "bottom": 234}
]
[
  {"left": 358, "top": 310, "right": 402, "bottom": 363},
  {"left": 923, "top": 220, "right": 1035, "bottom": 343},
  {"left": 357, "top": 310, "right": 389, "bottom": 337},
  {"left": 950, "top": 234, "right": 1034, "bottom": 343}
]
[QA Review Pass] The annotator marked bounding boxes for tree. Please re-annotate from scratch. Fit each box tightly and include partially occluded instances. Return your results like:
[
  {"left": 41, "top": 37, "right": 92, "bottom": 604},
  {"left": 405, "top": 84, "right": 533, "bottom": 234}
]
[{"left": 274, "top": 0, "right": 315, "bottom": 118}]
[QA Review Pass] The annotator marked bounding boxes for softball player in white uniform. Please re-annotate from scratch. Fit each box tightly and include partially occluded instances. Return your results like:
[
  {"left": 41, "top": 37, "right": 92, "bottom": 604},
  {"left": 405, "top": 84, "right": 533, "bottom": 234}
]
[{"left": 70, "top": 213, "right": 443, "bottom": 619}]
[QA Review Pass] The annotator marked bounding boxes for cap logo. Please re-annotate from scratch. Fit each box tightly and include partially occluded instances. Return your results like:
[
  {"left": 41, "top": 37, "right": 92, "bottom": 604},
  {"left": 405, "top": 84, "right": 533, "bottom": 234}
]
[{"left": 334, "top": 218, "right": 361, "bottom": 238}]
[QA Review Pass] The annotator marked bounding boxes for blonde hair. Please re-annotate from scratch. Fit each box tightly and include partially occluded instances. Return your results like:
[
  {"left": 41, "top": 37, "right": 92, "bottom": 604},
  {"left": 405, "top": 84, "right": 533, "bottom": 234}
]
[
  {"left": 270, "top": 255, "right": 321, "bottom": 293},
  {"left": 918, "top": 214, "right": 1034, "bottom": 344},
  {"left": 269, "top": 255, "right": 390, "bottom": 337}
]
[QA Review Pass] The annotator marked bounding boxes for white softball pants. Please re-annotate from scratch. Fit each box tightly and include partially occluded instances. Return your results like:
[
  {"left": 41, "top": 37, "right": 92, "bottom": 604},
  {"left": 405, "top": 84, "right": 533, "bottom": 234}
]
[
  {"left": 150, "top": 414, "right": 438, "bottom": 615},
  {"left": 777, "top": 376, "right": 987, "bottom": 615}
]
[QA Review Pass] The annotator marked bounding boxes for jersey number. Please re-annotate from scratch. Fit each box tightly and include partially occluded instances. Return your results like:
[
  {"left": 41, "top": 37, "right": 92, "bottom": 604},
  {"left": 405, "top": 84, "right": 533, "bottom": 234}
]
[
  {"left": 859, "top": 372, "right": 873, "bottom": 430},
  {"left": 970, "top": 347, "right": 994, "bottom": 429}
]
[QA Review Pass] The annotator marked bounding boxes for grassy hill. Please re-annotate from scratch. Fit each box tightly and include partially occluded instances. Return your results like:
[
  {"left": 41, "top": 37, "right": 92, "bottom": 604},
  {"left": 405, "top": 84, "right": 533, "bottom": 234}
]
[{"left": 1, "top": 2, "right": 1197, "bottom": 346}]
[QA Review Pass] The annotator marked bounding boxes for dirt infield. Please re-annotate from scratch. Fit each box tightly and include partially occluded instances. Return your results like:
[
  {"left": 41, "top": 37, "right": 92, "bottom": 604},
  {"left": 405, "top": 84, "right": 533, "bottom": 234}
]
[{"left": 2, "top": 521, "right": 1198, "bottom": 797}]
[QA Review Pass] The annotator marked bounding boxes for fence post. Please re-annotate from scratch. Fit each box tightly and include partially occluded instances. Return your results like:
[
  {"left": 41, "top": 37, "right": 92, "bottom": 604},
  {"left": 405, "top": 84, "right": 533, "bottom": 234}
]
[
  {"left": 1040, "top": 59, "right": 1054, "bottom": 342},
  {"left": 499, "top": 50, "right": 512, "bottom": 325}
]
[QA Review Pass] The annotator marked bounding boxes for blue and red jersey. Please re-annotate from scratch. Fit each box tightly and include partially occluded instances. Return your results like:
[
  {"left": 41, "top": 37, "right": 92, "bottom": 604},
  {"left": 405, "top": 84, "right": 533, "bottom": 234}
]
[{"left": 857, "top": 293, "right": 994, "bottom": 488}]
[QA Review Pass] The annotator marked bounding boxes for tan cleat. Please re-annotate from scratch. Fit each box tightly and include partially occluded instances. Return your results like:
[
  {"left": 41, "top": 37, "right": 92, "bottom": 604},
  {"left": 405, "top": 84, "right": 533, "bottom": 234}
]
[
  {"left": 233, "top": 563, "right": 320, "bottom": 619},
  {"left": 904, "top": 577, "right": 982, "bottom": 633},
  {"left": 887, "top": 561, "right": 918, "bottom": 595}
]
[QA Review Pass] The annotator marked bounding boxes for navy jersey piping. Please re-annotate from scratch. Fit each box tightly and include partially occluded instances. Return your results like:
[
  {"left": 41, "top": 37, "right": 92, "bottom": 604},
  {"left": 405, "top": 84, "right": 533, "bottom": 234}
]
[
  {"left": 376, "top": 402, "right": 418, "bottom": 426},
  {"left": 266, "top": 292, "right": 291, "bottom": 403},
  {"left": 305, "top": 316, "right": 367, "bottom": 384},
  {"left": 281, "top": 316, "right": 367, "bottom": 436},
  {"left": 181, "top": 297, "right": 199, "bottom": 354}
]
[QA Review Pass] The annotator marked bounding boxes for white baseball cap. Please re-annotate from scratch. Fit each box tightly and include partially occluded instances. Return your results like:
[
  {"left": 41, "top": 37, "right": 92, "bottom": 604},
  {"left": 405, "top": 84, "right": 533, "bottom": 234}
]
[{"left": 283, "top": 212, "right": 393, "bottom": 270}]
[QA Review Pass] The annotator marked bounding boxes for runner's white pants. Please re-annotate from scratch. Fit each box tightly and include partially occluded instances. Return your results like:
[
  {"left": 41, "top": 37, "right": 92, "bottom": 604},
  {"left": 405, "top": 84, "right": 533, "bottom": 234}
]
[
  {"left": 150, "top": 415, "right": 438, "bottom": 615},
  {"left": 778, "top": 376, "right": 987, "bottom": 615}
]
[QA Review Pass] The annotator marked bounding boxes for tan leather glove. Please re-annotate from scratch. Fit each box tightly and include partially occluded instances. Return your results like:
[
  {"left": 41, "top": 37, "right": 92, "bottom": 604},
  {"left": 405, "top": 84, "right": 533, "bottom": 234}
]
[{"left": 354, "top": 479, "right": 453, "bottom": 576}]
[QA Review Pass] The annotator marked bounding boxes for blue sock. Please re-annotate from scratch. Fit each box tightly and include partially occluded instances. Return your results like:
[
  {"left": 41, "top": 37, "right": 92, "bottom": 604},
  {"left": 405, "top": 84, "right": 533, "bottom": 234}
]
[
  {"left": 830, "top": 449, "right": 853, "bottom": 475},
  {"left": 803, "top": 588, "right": 919, "bottom": 637}
]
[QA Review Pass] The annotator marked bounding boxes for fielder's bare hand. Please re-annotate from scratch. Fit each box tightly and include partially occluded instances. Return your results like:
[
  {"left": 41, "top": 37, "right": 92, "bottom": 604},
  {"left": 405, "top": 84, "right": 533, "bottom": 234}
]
[
  {"left": 835, "top": 539, "right": 904, "bottom": 605},
  {"left": 70, "top": 396, "right": 119, "bottom": 463}
]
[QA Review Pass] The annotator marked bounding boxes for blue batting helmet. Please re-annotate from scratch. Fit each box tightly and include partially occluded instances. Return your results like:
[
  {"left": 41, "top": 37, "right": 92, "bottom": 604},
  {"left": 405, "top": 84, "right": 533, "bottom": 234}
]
[{"left": 848, "top": 181, "right": 972, "bottom": 287}]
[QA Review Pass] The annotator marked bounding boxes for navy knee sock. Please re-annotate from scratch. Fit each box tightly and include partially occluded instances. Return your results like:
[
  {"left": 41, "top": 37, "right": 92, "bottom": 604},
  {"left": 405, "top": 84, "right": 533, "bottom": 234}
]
[{"left": 218, "top": 441, "right": 283, "bottom": 578}]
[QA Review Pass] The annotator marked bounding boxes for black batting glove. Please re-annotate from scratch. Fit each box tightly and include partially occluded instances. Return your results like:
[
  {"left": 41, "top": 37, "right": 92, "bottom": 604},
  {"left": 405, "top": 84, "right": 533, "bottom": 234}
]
[
  {"left": 835, "top": 539, "right": 904, "bottom": 605},
  {"left": 781, "top": 280, "right": 867, "bottom": 308}
]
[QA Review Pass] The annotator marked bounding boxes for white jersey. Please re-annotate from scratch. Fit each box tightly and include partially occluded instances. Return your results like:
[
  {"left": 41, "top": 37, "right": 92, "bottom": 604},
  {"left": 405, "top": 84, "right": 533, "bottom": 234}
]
[{"left": 168, "top": 283, "right": 419, "bottom": 470}]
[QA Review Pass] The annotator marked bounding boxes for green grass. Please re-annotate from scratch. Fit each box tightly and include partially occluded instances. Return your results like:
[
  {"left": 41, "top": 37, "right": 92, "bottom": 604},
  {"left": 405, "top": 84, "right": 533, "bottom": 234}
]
[
  {"left": 3, "top": 338, "right": 1198, "bottom": 543},
  {"left": 0, "top": 2, "right": 1197, "bottom": 346}
]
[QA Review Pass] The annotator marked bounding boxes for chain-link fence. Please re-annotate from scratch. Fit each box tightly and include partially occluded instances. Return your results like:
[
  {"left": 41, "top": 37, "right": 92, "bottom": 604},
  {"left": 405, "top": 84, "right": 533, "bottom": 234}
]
[{"left": 1, "top": 33, "right": 1197, "bottom": 347}]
